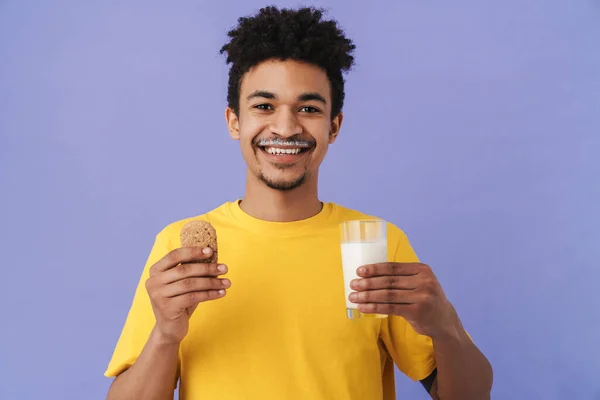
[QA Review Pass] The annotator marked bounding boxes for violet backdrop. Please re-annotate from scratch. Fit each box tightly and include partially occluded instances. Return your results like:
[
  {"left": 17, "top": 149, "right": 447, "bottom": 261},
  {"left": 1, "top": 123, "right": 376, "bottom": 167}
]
[{"left": 1, "top": 1, "right": 599, "bottom": 399}]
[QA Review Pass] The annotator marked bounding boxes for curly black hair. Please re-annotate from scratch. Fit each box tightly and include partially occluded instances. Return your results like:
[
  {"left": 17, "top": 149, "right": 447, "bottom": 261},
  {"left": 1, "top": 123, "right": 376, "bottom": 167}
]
[{"left": 219, "top": 6, "right": 356, "bottom": 119}]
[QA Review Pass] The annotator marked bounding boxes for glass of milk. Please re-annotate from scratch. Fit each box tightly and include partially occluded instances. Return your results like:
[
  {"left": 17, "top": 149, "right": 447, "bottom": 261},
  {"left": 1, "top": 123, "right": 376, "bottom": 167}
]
[{"left": 340, "top": 219, "right": 388, "bottom": 319}]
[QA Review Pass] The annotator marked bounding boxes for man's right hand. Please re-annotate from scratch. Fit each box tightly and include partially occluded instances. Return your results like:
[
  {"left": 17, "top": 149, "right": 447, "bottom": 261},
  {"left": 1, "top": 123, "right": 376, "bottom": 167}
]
[{"left": 145, "top": 247, "right": 230, "bottom": 344}]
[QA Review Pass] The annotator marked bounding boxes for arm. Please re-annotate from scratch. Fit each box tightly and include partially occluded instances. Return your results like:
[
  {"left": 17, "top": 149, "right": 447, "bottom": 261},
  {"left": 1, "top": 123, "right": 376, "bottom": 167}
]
[
  {"left": 105, "top": 246, "right": 230, "bottom": 400},
  {"left": 106, "top": 327, "right": 179, "bottom": 400},
  {"left": 350, "top": 262, "right": 493, "bottom": 400},
  {"left": 426, "top": 312, "right": 493, "bottom": 399}
]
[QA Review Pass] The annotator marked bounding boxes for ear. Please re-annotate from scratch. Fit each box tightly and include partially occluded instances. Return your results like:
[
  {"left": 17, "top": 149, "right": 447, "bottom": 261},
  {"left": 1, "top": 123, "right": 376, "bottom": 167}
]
[
  {"left": 225, "top": 107, "right": 240, "bottom": 140},
  {"left": 328, "top": 112, "right": 343, "bottom": 144}
]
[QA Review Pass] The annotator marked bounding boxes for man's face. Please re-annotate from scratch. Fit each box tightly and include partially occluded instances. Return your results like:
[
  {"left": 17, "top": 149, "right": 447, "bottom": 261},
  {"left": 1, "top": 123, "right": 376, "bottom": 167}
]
[{"left": 226, "top": 59, "right": 342, "bottom": 191}]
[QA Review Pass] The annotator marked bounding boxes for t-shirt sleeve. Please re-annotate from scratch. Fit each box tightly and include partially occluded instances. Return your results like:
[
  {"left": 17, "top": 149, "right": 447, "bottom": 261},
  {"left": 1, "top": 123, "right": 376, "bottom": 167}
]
[
  {"left": 379, "top": 228, "right": 437, "bottom": 381},
  {"left": 104, "top": 227, "right": 174, "bottom": 378}
]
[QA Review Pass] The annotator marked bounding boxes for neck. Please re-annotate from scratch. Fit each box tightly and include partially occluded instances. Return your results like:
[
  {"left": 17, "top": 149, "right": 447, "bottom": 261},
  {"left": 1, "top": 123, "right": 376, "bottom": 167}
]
[{"left": 240, "top": 170, "right": 322, "bottom": 222}]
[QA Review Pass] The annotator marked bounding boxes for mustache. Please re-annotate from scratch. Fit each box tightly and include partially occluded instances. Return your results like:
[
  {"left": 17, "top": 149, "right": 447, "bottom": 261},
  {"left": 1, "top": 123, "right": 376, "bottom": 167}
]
[{"left": 253, "top": 136, "right": 316, "bottom": 147}]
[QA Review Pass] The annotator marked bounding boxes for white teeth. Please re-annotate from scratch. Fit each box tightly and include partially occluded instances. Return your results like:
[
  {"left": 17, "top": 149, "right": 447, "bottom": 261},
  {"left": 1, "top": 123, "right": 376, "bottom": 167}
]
[
  {"left": 265, "top": 147, "right": 301, "bottom": 155},
  {"left": 258, "top": 139, "right": 312, "bottom": 148}
]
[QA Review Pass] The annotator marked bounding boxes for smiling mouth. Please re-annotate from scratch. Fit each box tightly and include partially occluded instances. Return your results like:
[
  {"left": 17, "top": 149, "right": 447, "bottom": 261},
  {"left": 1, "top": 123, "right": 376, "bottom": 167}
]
[
  {"left": 255, "top": 139, "right": 314, "bottom": 156},
  {"left": 261, "top": 146, "right": 309, "bottom": 155}
]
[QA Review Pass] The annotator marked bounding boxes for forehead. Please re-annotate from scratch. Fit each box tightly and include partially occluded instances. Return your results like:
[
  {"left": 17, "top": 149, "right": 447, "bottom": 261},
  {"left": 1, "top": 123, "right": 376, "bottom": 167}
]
[{"left": 239, "top": 59, "right": 331, "bottom": 103}]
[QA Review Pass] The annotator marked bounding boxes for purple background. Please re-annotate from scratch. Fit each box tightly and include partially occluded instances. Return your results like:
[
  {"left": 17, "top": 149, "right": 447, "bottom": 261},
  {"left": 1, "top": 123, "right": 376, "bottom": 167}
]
[{"left": 1, "top": 1, "right": 599, "bottom": 399}]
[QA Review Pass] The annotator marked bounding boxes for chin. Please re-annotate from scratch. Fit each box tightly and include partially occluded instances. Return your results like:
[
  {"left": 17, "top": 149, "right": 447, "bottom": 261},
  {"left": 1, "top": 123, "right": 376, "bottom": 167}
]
[{"left": 259, "top": 172, "right": 308, "bottom": 191}]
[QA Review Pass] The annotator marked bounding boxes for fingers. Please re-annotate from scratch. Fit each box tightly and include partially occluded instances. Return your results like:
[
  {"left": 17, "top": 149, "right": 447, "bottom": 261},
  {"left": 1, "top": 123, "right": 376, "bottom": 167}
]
[
  {"left": 349, "top": 289, "right": 424, "bottom": 304},
  {"left": 350, "top": 275, "right": 418, "bottom": 291},
  {"left": 151, "top": 247, "right": 216, "bottom": 274},
  {"left": 145, "top": 261, "right": 230, "bottom": 305},
  {"left": 160, "top": 262, "right": 227, "bottom": 285},
  {"left": 162, "top": 277, "right": 231, "bottom": 298},
  {"left": 173, "top": 289, "right": 228, "bottom": 309},
  {"left": 357, "top": 262, "right": 424, "bottom": 278},
  {"left": 357, "top": 302, "right": 417, "bottom": 316}
]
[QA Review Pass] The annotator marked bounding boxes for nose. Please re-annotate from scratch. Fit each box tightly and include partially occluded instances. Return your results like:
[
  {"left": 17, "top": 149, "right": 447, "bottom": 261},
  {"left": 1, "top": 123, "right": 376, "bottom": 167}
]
[{"left": 269, "top": 108, "right": 302, "bottom": 138}]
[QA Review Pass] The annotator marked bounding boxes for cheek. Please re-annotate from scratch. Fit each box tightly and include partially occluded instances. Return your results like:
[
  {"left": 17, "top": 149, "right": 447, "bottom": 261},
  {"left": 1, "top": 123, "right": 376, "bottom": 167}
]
[
  {"left": 306, "top": 142, "right": 329, "bottom": 169},
  {"left": 314, "top": 143, "right": 329, "bottom": 160},
  {"left": 239, "top": 138, "right": 257, "bottom": 164},
  {"left": 238, "top": 122, "right": 264, "bottom": 164},
  {"left": 313, "top": 129, "right": 331, "bottom": 156},
  {"left": 239, "top": 118, "right": 266, "bottom": 143}
]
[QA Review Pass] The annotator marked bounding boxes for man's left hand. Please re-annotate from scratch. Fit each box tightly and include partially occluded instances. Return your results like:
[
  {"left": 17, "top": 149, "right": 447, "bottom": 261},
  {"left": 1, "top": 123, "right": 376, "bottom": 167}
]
[{"left": 349, "top": 262, "right": 459, "bottom": 339}]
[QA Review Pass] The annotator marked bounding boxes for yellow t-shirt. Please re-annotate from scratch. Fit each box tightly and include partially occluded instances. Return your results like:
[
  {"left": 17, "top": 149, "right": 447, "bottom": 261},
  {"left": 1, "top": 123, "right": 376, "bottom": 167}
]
[{"left": 105, "top": 201, "right": 436, "bottom": 399}]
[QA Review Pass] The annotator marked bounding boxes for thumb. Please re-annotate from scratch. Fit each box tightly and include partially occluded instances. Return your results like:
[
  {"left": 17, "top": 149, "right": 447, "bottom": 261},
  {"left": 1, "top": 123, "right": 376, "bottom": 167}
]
[{"left": 186, "top": 304, "right": 199, "bottom": 317}]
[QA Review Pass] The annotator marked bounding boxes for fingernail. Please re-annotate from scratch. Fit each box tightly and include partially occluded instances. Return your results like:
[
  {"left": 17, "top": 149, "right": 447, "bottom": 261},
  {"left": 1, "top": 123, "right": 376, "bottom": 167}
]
[
  {"left": 349, "top": 292, "right": 358, "bottom": 301},
  {"left": 218, "top": 289, "right": 226, "bottom": 295},
  {"left": 357, "top": 267, "right": 365, "bottom": 275},
  {"left": 350, "top": 279, "right": 359, "bottom": 289},
  {"left": 203, "top": 247, "right": 212, "bottom": 255},
  {"left": 217, "top": 264, "right": 227, "bottom": 272},
  {"left": 222, "top": 279, "right": 231, "bottom": 286}
]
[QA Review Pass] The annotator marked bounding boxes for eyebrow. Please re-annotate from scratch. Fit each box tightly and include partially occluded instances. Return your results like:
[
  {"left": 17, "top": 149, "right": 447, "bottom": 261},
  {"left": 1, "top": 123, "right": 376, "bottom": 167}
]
[
  {"left": 298, "top": 92, "right": 327, "bottom": 104},
  {"left": 247, "top": 90, "right": 276, "bottom": 100},
  {"left": 246, "top": 90, "right": 327, "bottom": 104}
]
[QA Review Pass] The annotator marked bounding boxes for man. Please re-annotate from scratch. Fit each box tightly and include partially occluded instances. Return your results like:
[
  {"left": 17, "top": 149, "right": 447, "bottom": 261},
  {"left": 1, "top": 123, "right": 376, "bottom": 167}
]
[{"left": 105, "top": 6, "right": 493, "bottom": 400}]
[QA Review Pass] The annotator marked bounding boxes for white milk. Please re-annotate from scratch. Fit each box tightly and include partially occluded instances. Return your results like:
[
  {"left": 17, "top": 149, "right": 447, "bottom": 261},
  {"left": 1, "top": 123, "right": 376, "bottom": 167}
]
[{"left": 340, "top": 240, "right": 387, "bottom": 309}]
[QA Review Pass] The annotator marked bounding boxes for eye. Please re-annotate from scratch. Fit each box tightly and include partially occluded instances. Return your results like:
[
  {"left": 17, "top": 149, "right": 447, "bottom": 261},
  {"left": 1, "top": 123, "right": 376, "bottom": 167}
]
[
  {"left": 299, "top": 106, "right": 320, "bottom": 113},
  {"left": 254, "top": 104, "right": 273, "bottom": 111}
]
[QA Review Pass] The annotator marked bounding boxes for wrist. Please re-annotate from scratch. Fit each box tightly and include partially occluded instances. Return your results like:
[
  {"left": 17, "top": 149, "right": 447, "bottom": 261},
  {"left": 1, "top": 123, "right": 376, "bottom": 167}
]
[
  {"left": 431, "top": 303, "right": 468, "bottom": 343},
  {"left": 150, "top": 326, "right": 183, "bottom": 348},
  {"left": 432, "top": 322, "right": 464, "bottom": 344}
]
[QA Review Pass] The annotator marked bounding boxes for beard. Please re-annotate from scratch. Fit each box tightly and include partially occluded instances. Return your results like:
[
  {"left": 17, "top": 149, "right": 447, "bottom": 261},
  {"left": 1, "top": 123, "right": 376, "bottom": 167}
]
[{"left": 257, "top": 169, "right": 309, "bottom": 191}]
